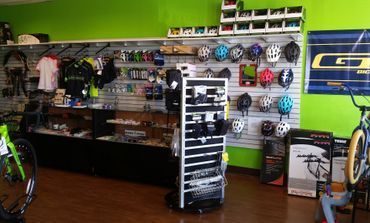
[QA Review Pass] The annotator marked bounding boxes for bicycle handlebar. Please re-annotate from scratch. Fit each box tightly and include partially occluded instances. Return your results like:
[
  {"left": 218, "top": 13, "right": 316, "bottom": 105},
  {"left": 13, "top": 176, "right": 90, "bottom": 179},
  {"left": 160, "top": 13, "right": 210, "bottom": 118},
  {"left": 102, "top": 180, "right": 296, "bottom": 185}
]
[{"left": 326, "top": 82, "right": 367, "bottom": 110}]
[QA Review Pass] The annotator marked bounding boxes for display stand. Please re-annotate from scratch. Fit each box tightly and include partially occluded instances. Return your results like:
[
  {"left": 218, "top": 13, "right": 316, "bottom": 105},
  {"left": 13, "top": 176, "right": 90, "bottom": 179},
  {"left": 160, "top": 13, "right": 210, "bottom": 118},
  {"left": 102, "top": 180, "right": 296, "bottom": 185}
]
[
  {"left": 166, "top": 78, "right": 228, "bottom": 213},
  {"left": 351, "top": 167, "right": 370, "bottom": 223}
]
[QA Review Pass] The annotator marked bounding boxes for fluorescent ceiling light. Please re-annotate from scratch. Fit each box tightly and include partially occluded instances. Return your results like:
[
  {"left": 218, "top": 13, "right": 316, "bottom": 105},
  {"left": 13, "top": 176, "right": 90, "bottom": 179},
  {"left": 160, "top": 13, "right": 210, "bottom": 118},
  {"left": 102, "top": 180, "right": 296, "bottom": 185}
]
[{"left": 0, "top": 0, "right": 51, "bottom": 5}]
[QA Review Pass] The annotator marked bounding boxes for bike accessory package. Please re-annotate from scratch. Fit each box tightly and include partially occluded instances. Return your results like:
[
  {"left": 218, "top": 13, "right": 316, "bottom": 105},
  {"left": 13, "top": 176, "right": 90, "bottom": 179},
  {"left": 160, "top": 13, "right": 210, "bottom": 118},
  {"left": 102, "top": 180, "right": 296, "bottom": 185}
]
[
  {"left": 284, "top": 41, "right": 301, "bottom": 65},
  {"left": 237, "top": 92, "right": 252, "bottom": 116},
  {"left": 278, "top": 69, "right": 294, "bottom": 90},
  {"left": 260, "top": 68, "right": 274, "bottom": 89},
  {"left": 275, "top": 121, "right": 290, "bottom": 138},
  {"left": 246, "top": 43, "right": 263, "bottom": 66},
  {"left": 230, "top": 44, "right": 244, "bottom": 63},
  {"left": 217, "top": 68, "right": 232, "bottom": 80},
  {"left": 145, "top": 84, "right": 154, "bottom": 100},
  {"left": 192, "top": 122, "right": 207, "bottom": 140},
  {"left": 205, "top": 121, "right": 217, "bottom": 137},
  {"left": 278, "top": 95, "right": 294, "bottom": 118},
  {"left": 204, "top": 68, "right": 214, "bottom": 78},
  {"left": 261, "top": 120, "right": 274, "bottom": 137},
  {"left": 191, "top": 85, "right": 208, "bottom": 105},
  {"left": 266, "top": 43, "right": 282, "bottom": 66},
  {"left": 166, "top": 69, "right": 182, "bottom": 90},
  {"left": 153, "top": 84, "right": 163, "bottom": 100},
  {"left": 289, "top": 130, "right": 333, "bottom": 198},
  {"left": 214, "top": 44, "right": 229, "bottom": 62},
  {"left": 259, "top": 95, "right": 273, "bottom": 113},
  {"left": 198, "top": 45, "right": 211, "bottom": 62},
  {"left": 232, "top": 117, "right": 245, "bottom": 139},
  {"left": 260, "top": 140, "right": 286, "bottom": 186},
  {"left": 154, "top": 50, "right": 165, "bottom": 66},
  {"left": 165, "top": 89, "right": 181, "bottom": 111}
]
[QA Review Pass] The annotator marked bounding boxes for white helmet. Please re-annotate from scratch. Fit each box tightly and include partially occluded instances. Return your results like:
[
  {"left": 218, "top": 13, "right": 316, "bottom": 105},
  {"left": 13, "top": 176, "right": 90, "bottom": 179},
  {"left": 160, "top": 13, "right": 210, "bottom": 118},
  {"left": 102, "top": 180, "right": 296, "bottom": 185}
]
[
  {"left": 198, "top": 45, "right": 211, "bottom": 62},
  {"left": 232, "top": 118, "right": 245, "bottom": 133},
  {"left": 259, "top": 95, "right": 273, "bottom": 113},
  {"left": 266, "top": 43, "right": 282, "bottom": 64},
  {"left": 275, "top": 121, "right": 290, "bottom": 138},
  {"left": 230, "top": 44, "right": 244, "bottom": 63},
  {"left": 204, "top": 68, "right": 214, "bottom": 78}
]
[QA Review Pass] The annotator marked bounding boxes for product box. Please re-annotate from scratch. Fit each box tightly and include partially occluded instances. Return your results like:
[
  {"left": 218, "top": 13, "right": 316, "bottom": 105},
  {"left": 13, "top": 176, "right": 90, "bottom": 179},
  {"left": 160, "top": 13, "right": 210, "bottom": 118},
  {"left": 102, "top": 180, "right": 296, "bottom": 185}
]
[
  {"left": 260, "top": 140, "right": 286, "bottom": 186},
  {"left": 332, "top": 138, "right": 350, "bottom": 183},
  {"left": 288, "top": 129, "right": 333, "bottom": 198},
  {"left": 176, "top": 63, "right": 196, "bottom": 77}
]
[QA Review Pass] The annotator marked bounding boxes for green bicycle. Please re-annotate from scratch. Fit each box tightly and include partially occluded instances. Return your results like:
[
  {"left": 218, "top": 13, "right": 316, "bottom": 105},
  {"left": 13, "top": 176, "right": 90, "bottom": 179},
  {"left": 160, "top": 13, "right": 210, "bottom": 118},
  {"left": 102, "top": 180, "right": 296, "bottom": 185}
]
[{"left": 0, "top": 112, "right": 37, "bottom": 221}]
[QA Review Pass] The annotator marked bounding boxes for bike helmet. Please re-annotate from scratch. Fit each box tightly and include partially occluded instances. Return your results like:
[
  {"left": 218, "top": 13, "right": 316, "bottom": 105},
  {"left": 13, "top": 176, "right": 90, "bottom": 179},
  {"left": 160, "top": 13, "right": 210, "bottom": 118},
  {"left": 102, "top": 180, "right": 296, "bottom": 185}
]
[
  {"left": 237, "top": 93, "right": 252, "bottom": 116},
  {"left": 261, "top": 120, "right": 274, "bottom": 137},
  {"left": 259, "top": 95, "right": 273, "bottom": 113},
  {"left": 275, "top": 121, "right": 290, "bottom": 138},
  {"left": 278, "top": 69, "right": 294, "bottom": 90},
  {"left": 204, "top": 68, "right": 214, "bottom": 78},
  {"left": 260, "top": 68, "right": 274, "bottom": 88},
  {"left": 266, "top": 43, "right": 282, "bottom": 65},
  {"left": 232, "top": 118, "right": 245, "bottom": 133},
  {"left": 246, "top": 43, "right": 263, "bottom": 65},
  {"left": 198, "top": 45, "right": 211, "bottom": 62},
  {"left": 284, "top": 41, "right": 301, "bottom": 65},
  {"left": 230, "top": 44, "right": 244, "bottom": 63},
  {"left": 218, "top": 68, "right": 232, "bottom": 80},
  {"left": 215, "top": 44, "right": 229, "bottom": 62},
  {"left": 278, "top": 95, "right": 294, "bottom": 116}
]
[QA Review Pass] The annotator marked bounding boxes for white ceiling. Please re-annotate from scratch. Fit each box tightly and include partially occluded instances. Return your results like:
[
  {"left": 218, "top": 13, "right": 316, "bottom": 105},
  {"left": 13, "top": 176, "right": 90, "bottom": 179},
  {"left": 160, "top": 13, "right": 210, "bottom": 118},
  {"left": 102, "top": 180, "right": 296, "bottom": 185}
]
[{"left": 0, "top": 0, "right": 51, "bottom": 5}]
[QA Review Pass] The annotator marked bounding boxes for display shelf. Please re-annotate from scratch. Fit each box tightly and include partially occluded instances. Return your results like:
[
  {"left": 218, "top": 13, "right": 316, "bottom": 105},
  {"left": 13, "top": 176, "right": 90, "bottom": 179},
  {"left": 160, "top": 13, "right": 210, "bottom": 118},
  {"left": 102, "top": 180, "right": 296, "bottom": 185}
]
[
  {"left": 106, "top": 121, "right": 176, "bottom": 130},
  {"left": 96, "top": 135, "right": 170, "bottom": 148},
  {"left": 32, "top": 128, "right": 93, "bottom": 140}
]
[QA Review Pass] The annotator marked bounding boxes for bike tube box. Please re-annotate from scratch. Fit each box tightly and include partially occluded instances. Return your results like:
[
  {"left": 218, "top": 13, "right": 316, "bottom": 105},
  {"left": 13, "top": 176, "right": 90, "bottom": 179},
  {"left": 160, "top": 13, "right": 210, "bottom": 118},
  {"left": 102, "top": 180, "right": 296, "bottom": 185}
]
[
  {"left": 288, "top": 129, "right": 333, "bottom": 198},
  {"left": 260, "top": 140, "right": 286, "bottom": 186},
  {"left": 332, "top": 138, "right": 350, "bottom": 183}
]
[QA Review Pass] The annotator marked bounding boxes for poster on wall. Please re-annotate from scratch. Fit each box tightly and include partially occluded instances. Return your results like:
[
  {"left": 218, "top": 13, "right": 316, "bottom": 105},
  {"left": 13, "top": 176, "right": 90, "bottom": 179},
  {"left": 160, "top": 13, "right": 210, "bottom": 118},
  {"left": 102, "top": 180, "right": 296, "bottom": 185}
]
[{"left": 305, "top": 30, "right": 370, "bottom": 95}]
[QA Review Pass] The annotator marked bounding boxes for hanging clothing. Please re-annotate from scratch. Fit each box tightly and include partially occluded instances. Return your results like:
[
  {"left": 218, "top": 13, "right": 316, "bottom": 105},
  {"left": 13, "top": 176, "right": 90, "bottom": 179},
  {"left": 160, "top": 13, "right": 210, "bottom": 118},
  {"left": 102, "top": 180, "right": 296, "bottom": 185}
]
[
  {"left": 37, "top": 55, "right": 59, "bottom": 91},
  {"left": 59, "top": 57, "right": 76, "bottom": 89},
  {"left": 95, "top": 57, "right": 116, "bottom": 89},
  {"left": 65, "top": 59, "right": 94, "bottom": 98},
  {"left": 3, "top": 50, "right": 29, "bottom": 96}
]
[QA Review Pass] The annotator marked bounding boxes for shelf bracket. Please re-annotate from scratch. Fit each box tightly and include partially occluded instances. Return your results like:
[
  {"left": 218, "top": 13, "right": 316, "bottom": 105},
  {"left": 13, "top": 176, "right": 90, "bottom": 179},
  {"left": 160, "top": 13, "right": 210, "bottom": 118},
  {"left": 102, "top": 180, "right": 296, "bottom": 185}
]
[
  {"left": 39, "top": 45, "right": 55, "bottom": 56},
  {"left": 57, "top": 44, "right": 72, "bottom": 56},
  {"left": 75, "top": 43, "right": 90, "bottom": 56},
  {"left": 289, "top": 34, "right": 299, "bottom": 41},
  {"left": 95, "top": 43, "right": 110, "bottom": 55}
]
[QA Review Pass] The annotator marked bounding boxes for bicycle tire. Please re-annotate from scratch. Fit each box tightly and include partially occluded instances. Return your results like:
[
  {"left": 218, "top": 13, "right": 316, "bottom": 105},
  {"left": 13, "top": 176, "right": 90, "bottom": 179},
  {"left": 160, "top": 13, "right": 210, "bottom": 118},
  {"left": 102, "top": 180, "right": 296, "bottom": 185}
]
[
  {"left": 347, "top": 129, "right": 366, "bottom": 185},
  {"left": 0, "top": 138, "right": 37, "bottom": 220}
]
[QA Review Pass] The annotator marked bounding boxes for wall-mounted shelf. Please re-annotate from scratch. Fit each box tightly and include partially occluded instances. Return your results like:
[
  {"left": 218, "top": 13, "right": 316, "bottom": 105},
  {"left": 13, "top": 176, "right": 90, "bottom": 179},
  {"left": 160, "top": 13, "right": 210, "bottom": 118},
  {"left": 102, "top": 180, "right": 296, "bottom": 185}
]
[{"left": 1, "top": 33, "right": 303, "bottom": 49}]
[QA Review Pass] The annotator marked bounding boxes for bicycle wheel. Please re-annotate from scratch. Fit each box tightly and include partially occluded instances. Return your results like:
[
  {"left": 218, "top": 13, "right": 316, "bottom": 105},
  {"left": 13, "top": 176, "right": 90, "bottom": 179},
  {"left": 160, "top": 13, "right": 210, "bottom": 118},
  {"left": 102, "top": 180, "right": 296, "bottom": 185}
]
[
  {"left": 347, "top": 130, "right": 366, "bottom": 185},
  {"left": 0, "top": 138, "right": 37, "bottom": 220}
]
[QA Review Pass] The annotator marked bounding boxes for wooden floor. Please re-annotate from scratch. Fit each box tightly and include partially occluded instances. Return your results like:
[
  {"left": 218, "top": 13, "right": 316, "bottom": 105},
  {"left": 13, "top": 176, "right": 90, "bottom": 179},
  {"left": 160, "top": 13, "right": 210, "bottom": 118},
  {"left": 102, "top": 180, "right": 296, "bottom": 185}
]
[{"left": 9, "top": 168, "right": 370, "bottom": 223}]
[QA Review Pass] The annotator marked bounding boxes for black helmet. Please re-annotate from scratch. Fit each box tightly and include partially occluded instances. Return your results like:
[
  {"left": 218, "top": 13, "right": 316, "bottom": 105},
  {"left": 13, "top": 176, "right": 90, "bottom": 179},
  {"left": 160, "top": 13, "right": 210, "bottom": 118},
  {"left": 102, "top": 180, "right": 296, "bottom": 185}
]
[
  {"left": 261, "top": 120, "right": 274, "bottom": 137},
  {"left": 237, "top": 93, "right": 252, "bottom": 116},
  {"left": 284, "top": 41, "right": 300, "bottom": 65},
  {"left": 278, "top": 69, "right": 294, "bottom": 89},
  {"left": 218, "top": 68, "right": 232, "bottom": 80}
]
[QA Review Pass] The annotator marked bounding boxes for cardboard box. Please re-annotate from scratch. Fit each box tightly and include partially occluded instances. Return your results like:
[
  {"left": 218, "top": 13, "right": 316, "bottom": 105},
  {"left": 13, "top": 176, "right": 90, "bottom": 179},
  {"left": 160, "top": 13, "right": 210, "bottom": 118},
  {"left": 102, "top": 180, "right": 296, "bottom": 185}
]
[
  {"left": 332, "top": 138, "right": 350, "bottom": 183},
  {"left": 288, "top": 129, "right": 333, "bottom": 198},
  {"left": 260, "top": 140, "right": 286, "bottom": 186}
]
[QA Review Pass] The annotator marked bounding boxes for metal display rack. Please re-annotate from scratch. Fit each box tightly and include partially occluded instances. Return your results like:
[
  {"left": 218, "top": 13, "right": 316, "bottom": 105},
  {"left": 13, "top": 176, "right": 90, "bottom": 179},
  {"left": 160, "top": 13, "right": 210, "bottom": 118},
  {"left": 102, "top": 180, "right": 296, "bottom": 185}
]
[{"left": 166, "top": 78, "right": 228, "bottom": 213}]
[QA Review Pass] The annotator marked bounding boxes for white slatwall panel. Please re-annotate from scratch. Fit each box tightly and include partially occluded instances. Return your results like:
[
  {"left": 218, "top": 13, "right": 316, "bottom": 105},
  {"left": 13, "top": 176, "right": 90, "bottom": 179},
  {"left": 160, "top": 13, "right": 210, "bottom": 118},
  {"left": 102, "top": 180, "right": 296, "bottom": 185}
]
[{"left": 0, "top": 34, "right": 303, "bottom": 150}]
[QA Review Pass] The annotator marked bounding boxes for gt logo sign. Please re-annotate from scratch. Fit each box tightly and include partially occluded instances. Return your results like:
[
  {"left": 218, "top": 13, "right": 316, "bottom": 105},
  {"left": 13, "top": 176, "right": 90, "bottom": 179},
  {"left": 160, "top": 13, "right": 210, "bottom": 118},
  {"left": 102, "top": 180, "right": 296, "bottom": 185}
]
[{"left": 312, "top": 53, "right": 370, "bottom": 70}]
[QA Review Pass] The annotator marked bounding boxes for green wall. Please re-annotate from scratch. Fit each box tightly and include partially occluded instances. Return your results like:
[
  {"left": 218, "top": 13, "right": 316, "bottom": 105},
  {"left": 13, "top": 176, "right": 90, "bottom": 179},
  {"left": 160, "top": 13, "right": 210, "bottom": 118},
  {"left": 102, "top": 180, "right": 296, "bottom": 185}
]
[{"left": 1, "top": 0, "right": 370, "bottom": 169}]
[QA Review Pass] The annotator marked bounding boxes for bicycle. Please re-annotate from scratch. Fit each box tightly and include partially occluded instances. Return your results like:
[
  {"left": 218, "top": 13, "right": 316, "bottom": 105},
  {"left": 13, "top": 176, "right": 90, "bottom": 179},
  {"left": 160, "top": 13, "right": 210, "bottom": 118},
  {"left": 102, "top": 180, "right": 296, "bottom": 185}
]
[
  {"left": 0, "top": 112, "right": 38, "bottom": 221},
  {"left": 327, "top": 82, "right": 370, "bottom": 186}
]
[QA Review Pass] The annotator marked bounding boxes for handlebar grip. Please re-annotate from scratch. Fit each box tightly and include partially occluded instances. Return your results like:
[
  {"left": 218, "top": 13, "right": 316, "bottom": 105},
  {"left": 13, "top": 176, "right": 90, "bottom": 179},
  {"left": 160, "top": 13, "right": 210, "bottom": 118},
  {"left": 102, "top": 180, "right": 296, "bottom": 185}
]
[{"left": 327, "top": 82, "right": 343, "bottom": 86}]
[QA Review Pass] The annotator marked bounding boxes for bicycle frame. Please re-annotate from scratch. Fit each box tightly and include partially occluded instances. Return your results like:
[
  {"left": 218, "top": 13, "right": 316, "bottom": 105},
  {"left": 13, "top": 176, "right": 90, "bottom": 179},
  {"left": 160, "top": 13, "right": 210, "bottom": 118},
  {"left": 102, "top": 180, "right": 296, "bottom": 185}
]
[{"left": 0, "top": 124, "right": 26, "bottom": 181}]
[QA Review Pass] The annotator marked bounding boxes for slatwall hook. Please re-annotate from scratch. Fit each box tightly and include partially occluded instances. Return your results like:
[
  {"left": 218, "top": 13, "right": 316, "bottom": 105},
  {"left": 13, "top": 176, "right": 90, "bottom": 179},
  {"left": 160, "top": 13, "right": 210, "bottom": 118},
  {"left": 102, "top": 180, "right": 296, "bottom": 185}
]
[
  {"left": 56, "top": 44, "right": 72, "bottom": 56},
  {"left": 75, "top": 43, "right": 90, "bottom": 56},
  {"left": 39, "top": 45, "right": 55, "bottom": 56},
  {"left": 95, "top": 43, "right": 110, "bottom": 55}
]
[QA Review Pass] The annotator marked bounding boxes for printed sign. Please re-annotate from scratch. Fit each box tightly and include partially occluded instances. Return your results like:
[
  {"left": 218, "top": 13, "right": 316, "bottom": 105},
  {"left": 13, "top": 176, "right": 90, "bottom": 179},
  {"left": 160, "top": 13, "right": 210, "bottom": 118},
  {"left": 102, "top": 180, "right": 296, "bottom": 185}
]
[{"left": 305, "top": 30, "right": 370, "bottom": 95}]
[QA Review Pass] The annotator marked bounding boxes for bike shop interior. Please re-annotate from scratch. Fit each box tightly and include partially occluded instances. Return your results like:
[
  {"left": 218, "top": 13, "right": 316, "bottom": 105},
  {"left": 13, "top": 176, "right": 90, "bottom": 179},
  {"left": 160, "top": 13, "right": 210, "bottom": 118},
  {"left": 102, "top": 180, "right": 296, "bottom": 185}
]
[{"left": 0, "top": 0, "right": 369, "bottom": 223}]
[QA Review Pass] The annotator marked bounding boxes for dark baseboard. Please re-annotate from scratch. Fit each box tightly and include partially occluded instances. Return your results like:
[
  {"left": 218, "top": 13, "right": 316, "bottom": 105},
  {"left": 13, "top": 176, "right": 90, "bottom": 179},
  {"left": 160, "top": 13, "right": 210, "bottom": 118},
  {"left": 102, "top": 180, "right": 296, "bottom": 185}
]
[{"left": 227, "top": 166, "right": 260, "bottom": 176}]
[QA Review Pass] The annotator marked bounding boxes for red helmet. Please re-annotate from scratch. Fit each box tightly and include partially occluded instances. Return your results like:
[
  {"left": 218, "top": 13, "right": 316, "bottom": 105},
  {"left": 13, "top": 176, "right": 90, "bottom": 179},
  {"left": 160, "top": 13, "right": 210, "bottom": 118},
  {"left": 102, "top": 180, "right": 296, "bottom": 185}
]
[{"left": 260, "top": 68, "right": 274, "bottom": 88}]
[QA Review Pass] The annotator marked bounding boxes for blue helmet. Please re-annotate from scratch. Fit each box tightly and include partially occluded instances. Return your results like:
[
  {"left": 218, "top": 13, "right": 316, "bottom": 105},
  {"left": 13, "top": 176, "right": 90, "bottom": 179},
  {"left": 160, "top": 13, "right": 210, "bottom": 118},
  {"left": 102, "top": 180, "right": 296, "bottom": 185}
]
[
  {"left": 247, "top": 43, "right": 263, "bottom": 65},
  {"left": 215, "top": 44, "right": 229, "bottom": 61},
  {"left": 278, "top": 95, "right": 294, "bottom": 115}
]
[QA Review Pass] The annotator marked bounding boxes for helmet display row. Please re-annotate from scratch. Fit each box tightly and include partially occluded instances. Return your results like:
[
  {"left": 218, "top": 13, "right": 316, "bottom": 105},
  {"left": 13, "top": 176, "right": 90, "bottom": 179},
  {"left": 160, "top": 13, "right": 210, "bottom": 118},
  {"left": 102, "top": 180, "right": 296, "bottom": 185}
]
[
  {"left": 259, "top": 94, "right": 294, "bottom": 116},
  {"left": 260, "top": 68, "right": 294, "bottom": 90},
  {"left": 203, "top": 68, "right": 231, "bottom": 80},
  {"left": 261, "top": 120, "right": 290, "bottom": 138},
  {"left": 198, "top": 41, "right": 300, "bottom": 65}
]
